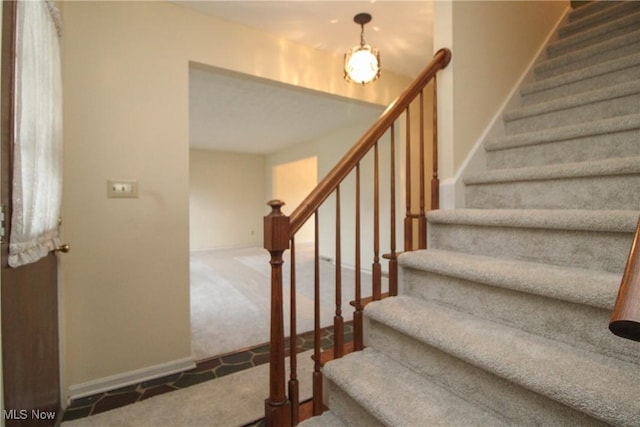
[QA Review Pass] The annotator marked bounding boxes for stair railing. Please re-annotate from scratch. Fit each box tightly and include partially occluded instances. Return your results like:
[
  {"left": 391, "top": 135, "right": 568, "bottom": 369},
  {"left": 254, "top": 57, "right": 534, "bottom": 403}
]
[
  {"left": 263, "top": 48, "right": 452, "bottom": 427},
  {"left": 610, "top": 216, "right": 640, "bottom": 342}
]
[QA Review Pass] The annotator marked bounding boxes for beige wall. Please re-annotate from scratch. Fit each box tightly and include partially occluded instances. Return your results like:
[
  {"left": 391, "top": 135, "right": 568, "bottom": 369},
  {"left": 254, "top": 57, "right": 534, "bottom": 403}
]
[
  {"left": 264, "top": 88, "right": 437, "bottom": 269},
  {"left": 273, "top": 157, "right": 318, "bottom": 243},
  {"left": 189, "top": 149, "right": 265, "bottom": 251},
  {"left": 60, "top": 0, "right": 409, "bottom": 398},
  {"left": 265, "top": 116, "right": 411, "bottom": 269},
  {"left": 434, "top": 0, "right": 568, "bottom": 181}
]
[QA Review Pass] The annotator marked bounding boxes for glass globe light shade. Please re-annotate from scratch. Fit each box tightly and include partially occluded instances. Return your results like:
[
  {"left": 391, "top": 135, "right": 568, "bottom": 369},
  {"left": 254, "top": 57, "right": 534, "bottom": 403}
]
[{"left": 344, "top": 45, "right": 380, "bottom": 85}]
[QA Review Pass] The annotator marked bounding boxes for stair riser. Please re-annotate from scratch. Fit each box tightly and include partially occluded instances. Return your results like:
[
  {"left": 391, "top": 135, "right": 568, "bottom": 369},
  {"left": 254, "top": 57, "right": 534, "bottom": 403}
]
[
  {"left": 486, "top": 129, "right": 640, "bottom": 169},
  {"left": 428, "top": 222, "right": 633, "bottom": 273},
  {"left": 465, "top": 175, "right": 640, "bottom": 210},
  {"left": 535, "top": 38, "right": 640, "bottom": 80},
  {"left": 325, "top": 381, "right": 384, "bottom": 427},
  {"left": 523, "top": 62, "right": 640, "bottom": 105},
  {"left": 505, "top": 92, "right": 640, "bottom": 134},
  {"left": 547, "top": 13, "right": 640, "bottom": 58},
  {"left": 560, "top": 3, "right": 640, "bottom": 39},
  {"left": 401, "top": 268, "right": 640, "bottom": 365},
  {"left": 366, "top": 319, "right": 605, "bottom": 426}
]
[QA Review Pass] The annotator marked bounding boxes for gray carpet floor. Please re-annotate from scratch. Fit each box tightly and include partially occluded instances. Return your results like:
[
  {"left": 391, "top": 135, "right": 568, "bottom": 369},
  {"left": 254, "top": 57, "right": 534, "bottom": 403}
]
[{"left": 191, "top": 243, "right": 384, "bottom": 360}]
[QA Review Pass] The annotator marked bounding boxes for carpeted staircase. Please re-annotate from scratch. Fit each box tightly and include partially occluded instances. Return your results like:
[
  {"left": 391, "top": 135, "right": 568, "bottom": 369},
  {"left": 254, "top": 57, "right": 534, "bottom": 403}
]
[{"left": 303, "top": 2, "right": 640, "bottom": 425}]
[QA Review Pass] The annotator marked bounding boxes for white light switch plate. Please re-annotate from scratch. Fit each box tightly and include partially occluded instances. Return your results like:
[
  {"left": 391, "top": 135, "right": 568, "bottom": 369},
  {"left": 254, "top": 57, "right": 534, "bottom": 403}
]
[{"left": 107, "top": 179, "right": 139, "bottom": 198}]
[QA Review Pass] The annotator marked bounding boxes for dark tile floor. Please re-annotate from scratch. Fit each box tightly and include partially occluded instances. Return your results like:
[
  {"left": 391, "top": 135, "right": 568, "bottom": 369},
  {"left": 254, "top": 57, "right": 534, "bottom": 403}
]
[{"left": 63, "top": 323, "right": 353, "bottom": 423}]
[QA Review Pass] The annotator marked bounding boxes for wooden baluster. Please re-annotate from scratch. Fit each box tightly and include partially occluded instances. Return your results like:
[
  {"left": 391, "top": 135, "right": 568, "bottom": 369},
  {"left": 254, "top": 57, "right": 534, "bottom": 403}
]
[
  {"left": 372, "top": 141, "right": 382, "bottom": 301},
  {"left": 432, "top": 76, "right": 440, "bottom": 211},
  {"left": 264, "top": 200, "right": 292, "bottom": 427},
  {"left": 312, "top": 212, "right": 323, "bottom": 416},
  {"left": 610, "top": 216, "right": 640, "bottom": 341},
  {"left": 404, "top": 106, "right": 413, "bottom": 252},
  {"left": 353, "top": 163, "right": 364, "bottom": 351},
  {"left": 334, "top": 187, "right": 344, "bottom": 358},
  {"left": 289, "top": 238, "right": 299, "bottom": 425},
  {"left": 389, "top": 124, "right": 398, "bottom": 296},
  {"left": 418, "top": 91, "right": 427, "bottom": 249}
]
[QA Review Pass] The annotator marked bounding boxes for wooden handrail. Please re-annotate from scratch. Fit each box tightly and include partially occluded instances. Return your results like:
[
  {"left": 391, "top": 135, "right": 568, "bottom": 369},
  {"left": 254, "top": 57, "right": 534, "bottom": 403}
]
[
  {"left": 289, "top": 48, "right": 452, "bottom": 236},
  {"left": 610, "top": 216, "right": 640, "bottom": 342}
]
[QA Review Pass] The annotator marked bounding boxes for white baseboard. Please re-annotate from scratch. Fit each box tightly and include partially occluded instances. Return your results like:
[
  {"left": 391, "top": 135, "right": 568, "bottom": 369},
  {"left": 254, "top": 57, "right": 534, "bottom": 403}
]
[
  {"left": 67, "top": 356, "right": 195, "bottom": 401},
  {"left": 439, "top": 177, "right": 457, "bottom": 210}
]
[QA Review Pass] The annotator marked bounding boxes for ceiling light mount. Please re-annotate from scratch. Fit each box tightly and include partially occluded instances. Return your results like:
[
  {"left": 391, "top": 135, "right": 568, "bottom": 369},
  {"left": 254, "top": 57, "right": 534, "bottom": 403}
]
[
  {"left": 353, "top": 12, "right": 372, "bottom": 27},
  {"left": 344, "top": 12, "right": 380, "bottom": 85}
]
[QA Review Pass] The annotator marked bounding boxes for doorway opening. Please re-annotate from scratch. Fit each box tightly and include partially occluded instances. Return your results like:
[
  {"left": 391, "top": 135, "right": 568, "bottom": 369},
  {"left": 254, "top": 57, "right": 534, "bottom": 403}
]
[
  {"left": 189, "top": 155, "right": 317, "bottom": 361},
  {"left": 187, "top": 63, "right": 383, "bottom": 362}
]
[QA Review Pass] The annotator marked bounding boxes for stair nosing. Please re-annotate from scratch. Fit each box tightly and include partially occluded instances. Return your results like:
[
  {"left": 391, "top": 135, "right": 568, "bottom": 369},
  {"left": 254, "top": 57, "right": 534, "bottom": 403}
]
[
  {"left": 547, "top": 9, "right": 640, "bottom": 56},
  {"left": 427, "top": 209, "right": 639, "bottom": 233},
  {"left": 463, "top": 156, "right": 640, "bottom": 185},
  {"left": 503, "top": 79, "right": 640, "bottom": 122},
  {"left": 399, "top": 249, "right": 619, "bottom": 310},
  {"left": 485, "top": 113, "right": 640, "bottom": 151},
  {"left": 560, "top": 2, "right": 640, "bottom": 37},
  {"left": 535, "top": 28, "right": 640, "bottom": 76},
  {"left": 323, "top": 348, "right": 509, "bottom": 426},
  {"left": 365, "top": 296, "right": 640, "bottom": 425},
  {"left": 521, "top": 52, "right": 640, "bottom": 97},
  {"left": 568, "top": 1, "right": 627, "bottom": 23}
]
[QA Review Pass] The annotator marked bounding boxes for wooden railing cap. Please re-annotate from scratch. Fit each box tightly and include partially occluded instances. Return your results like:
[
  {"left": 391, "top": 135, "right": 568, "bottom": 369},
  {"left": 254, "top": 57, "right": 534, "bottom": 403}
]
[{"left": 267, "top": 199, "right": 286, "bottom": 215}]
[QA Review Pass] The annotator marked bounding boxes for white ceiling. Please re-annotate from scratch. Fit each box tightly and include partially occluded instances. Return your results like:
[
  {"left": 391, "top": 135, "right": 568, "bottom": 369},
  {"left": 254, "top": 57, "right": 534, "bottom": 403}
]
[
  {"left": 181, "top": 1, "right": 434, "bottom": 154},
  {"left": 189, "top": 65, "right": 384, "bottom": 154}
]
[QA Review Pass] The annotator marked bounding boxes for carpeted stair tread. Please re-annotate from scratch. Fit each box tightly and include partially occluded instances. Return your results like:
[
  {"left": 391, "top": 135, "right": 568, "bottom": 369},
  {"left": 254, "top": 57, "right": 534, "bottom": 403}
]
[
  {"left": 299, "top": 411, "right": 346, "bottom": 427},
  {"left": 323, "top": 348, "right": 509, "bottom": 427},
  {"left": 546, "top": 10, "right": 640, "bottom": 57},
  {"left": 560, "top": 1, "right": 640, "bottom": 39},
  {"left": 568, "top": 1, "right": 627, "bottom": 23},
  {"left": 427, "top": 208, "right": 638, "bottom": 233},
  {"left": 464, "top": 156, "right": 640, "bottom": 184},
  {"left": 534, "top": 28, "right": 640, "bottom": 78},
  {"left": 399, "top": 250, "right": 640, "bottom": 366},
  {"left": 521, "top": 52, "right": 640, "bottom": 98},
  {"left": 365, "top": 296, "right": 640, "bottom": 426},
  {"left": 464, "top": 156, "right": 639, "bottom": 210},
  {"left": 399, "top": 249, "right": 619, "bottom": 310},
  {"left": 503, "top": 79, "right": 640, "bottom": 123},
  {"left": 484, "top": 113, "right": 640, "bottom": 151}
]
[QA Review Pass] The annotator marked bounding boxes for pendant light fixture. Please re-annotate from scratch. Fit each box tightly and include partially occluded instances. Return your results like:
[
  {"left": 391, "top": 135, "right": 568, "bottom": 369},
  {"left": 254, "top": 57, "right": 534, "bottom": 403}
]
[{"left": 344, "top": 13, "right": 381, "bottom": 85}]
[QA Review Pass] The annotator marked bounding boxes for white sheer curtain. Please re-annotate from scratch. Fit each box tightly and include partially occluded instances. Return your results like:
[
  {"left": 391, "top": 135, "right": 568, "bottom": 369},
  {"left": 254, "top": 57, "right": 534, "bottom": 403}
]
[{"left": 9, "top": 0, "right": 63, "bottom": 268}]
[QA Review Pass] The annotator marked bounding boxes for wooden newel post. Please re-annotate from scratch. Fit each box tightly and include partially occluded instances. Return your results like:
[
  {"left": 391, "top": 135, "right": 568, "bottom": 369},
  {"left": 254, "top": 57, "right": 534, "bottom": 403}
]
[{"left": 264, "top": 200, "right": 292, "bottom": 427}]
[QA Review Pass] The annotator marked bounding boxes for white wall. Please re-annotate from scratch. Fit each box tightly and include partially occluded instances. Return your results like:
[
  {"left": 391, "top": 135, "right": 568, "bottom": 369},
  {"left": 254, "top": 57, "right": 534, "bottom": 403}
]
[
  {"left": 60, "top": 1, "right": 409, "bottom": 399},
  {"left": 189, "top": 149, "right": 265, "bottom": 251},
  {"left": 434, "top": 0, "right": 568, "bottom": 185}
]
